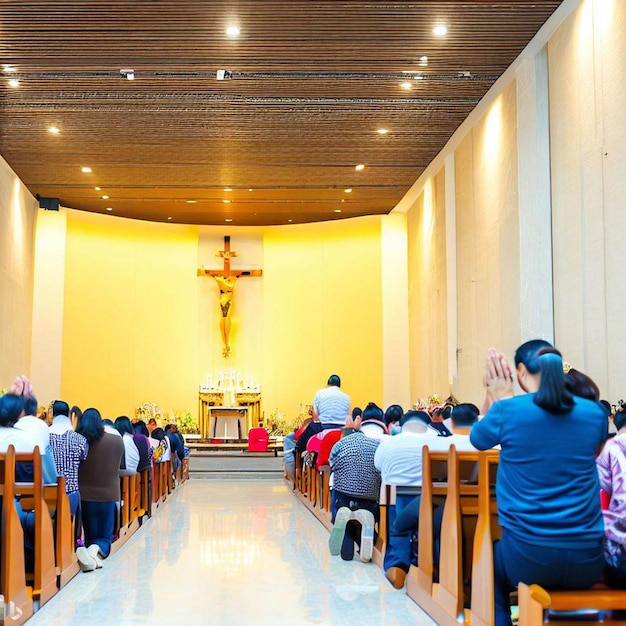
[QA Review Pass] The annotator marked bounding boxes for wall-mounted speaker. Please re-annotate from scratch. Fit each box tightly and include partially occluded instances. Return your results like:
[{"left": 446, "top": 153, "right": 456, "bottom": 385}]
[{"left": 37, "top": 196, "right": 60, "bottom": 211}]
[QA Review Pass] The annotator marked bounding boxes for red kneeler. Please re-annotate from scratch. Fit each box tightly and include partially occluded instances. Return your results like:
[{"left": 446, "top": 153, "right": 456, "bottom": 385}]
[{"left": 248, "top": 427, "right": 269, "bottom": 452}]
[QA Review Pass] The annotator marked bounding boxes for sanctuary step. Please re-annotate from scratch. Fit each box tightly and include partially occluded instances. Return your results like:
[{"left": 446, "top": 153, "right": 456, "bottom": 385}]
[{"left": 189, "top": 453, "right": 284, "bottom": 480}]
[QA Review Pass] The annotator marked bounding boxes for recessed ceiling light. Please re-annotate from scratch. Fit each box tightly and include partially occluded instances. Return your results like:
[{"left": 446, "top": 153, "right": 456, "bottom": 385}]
[
  {"left": 224, "top": 187, "right": 233, "bottom": 192},
  {"left": 377, "top": 128, "right": 388, "bottom": 135},
  {"left": 400, "top": 81, "right": 412, "bottom": 90},
  {"left": 106, "top": 207, "right": 113, "bottom": 212},
  {"left": 102, "top": 195, "right": 109, "bottom": 200},
  {"left": 223, "top": 199, "right": 231, "bottom": 204},
  {"left": 355, "top": 164, "right": 365, "bottom": 171},
  {"left": 186, "top": 200, "right": 197, "bottom": 204},
  {"left": 334, "top": 209, "right": 342, "bottom": 213},
  {"left": 8, "top": 78, "right": 20, "bottom": 88},
  {"left": 94, "top": 187, "right": 101, "bottom": 191},
  {"left": 226, "top": 26, "right": 240, "bottom": 38},
  {"left": 419, "top": 56, "right": 429, "bottom": 66},
  {"left": 248, "top": 188, "right": 253, "bottom": 192},
  {"left": 433, "top": 24, "right": 448, "bottom": 37},
  {"left": 48, "top": 126, "right": 60, "bottom": 134},
  {"left": 225, "top": 218, "right": 233, "bottom": 222},
  {"left": 344, "top": 188, "right": 352, "bottom": 193},
  {"left": 414, "top": 75, "right": 424, "bottom": 81},
  {"left": 167, "top": 216, "right": 172, "bottom": 220},
  {"left": 2, "top": 65, "right": 17, "bottom": 73},
  {"left": 288, "top": 219, "right": 293, "bottom": 223},
  {"left": 81, "top": 167, "right": 92, "bottom": 173}
]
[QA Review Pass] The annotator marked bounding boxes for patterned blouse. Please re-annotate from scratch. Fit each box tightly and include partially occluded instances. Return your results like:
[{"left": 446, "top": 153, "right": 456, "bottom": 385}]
[
  {"left": 596, "top": 433, "right": 626, "bottom": 566},
  {"left": 49, "top": 430, "right": 89, "bottom": 493}
]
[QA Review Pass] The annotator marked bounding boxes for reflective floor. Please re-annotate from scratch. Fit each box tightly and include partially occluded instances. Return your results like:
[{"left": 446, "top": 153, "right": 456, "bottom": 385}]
[{"left": 29, "top": 479, "right": 436, "bottom": 625}]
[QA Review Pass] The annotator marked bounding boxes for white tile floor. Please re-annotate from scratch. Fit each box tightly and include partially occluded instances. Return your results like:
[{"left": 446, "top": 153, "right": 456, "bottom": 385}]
[{"left": 28, "top": 479, "right": 436, "bottom": 625}]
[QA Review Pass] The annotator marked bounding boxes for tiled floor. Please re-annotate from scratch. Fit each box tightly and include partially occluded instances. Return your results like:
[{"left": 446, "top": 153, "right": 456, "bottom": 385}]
[{"left": 28, "top": 479, "right": 436, "bottom": 625}]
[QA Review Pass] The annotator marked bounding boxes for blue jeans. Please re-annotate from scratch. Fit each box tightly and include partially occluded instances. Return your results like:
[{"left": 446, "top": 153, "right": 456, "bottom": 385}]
[
  {"left": 81, "top": 500, "right": 117, "bottom": 558},
  {"left": 383, "top": 494, "right": 420, "bottom": 572},
  {"left": 493, "top": 529, "right": 604, "bottom": 626}
]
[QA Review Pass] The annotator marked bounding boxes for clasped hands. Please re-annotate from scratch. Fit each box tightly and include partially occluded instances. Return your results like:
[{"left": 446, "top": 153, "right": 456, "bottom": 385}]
[{"left": 482, "top": 348, "right": 514, "bottom": 413}]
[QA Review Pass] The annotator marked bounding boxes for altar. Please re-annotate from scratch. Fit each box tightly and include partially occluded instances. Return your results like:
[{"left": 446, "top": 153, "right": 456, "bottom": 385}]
[
  {"left": 198, "top": 369, "right": 261, "bottom": 439},
  {"left": 198, "top": 390, "right": 261, "bottom": 439}
]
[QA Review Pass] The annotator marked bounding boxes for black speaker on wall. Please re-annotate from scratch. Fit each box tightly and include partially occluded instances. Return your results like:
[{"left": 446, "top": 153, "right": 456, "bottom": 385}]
[{"left": 36, "top": 196, "right": 60, "bottom": 211}]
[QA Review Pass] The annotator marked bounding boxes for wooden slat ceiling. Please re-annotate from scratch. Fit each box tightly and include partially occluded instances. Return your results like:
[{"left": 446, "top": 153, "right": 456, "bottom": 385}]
[{"left": 0, "top": 1, "right": 563, "bottom": 226}]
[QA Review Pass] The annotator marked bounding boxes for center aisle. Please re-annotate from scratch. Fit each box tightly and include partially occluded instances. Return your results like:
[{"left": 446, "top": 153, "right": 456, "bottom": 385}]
[{"left": 30, "top": 479, "right": 435, "bottom": 625}]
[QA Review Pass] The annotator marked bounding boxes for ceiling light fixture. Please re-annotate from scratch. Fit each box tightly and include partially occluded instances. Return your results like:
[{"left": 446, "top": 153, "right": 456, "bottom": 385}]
[
  {"left": 224, "top": 187, "right": 233, "bottom": 192},
  {"left": 94, "top": 187, "right": 101, "bottom": 191},
  {"left": 344, "top": 188, "right": 352, "bottom": 193},
  {"left": 400, "top": 81, "right": 412, "bottom": 90},
  {"left": 334, "top": 209, "right": 342, "bottom": 213},
  {"left": 48, "top": 126, "right": 60, "bottom": 134},
  {"left": 419, "top": 56, "right": 429, "bottom": 66},
  {"left": 167, "top": 216, "right": 172, "bottom": 220},
  {"left": 288, "top": 219, "right": 293, "bottom": 223},
  {"left": 2, "top": 65, "right": 16, "bottom": 73},
  {"left": 102, "top": 195, "right": 109, "bottom": 200},
  {"left": 186, "top": 200, "right": 197, "bottom": 204},
  {"left": 8, "top": 78, "right": 19, "bottom": 88},
  {"left": 120, "top": 68, "right": 135, "bottom": 81},
  {"left": 355, "top": 164, "right": 365, "bottom": 171},
  {"left": 226, "top": 26, "right": 240, "bottom": 38},
  {"left": 248, "top": 188, "right": 253, "bottom": 192},
  {"left": 223, "top": 200, "right": 231, "bottom": 204},
  {"left": 81, "top": 167, "right": 92, "bottom": 173},
  {"left": 106, "top": 207, "right": 113, "bottom": 212},
  {"left": 377, "top": 128, "right": 388, "bottom": 135},
  {"left": 433, "top": 24, "right": 448, "bottom": 37},
  {"left": 225, "top": 218, "right": 233, "bottom": 222}
]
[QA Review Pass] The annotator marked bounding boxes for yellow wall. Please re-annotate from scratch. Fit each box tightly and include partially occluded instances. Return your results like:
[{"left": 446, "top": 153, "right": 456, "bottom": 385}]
[
  {"left": 61, "top": 210, "right": 199, "bottom": 418},
  {"left": 262, "top": 217, "right": 384, "bottom": 417},
  {"left": 48, "top": 211, "right": 386, "bottom": 423},
  {"left": 0, "top": 156, "right": 37, "bottom": 386}
]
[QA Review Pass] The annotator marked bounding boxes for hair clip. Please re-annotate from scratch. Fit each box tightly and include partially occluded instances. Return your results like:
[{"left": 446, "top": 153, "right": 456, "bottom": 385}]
[{"left": 562, "top": 362, "right": 572, "bottom": 374}]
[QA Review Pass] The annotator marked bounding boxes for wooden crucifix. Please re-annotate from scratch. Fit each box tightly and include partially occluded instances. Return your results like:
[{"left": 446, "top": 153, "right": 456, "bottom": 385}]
[{"left": 197, "top": 236, "right": 262, "bottom": 358}]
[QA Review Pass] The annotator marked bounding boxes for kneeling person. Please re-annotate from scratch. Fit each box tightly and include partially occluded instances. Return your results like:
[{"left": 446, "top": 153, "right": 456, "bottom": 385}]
[{"left": 328, "top": 412, "right": 381, "bottom": 562}]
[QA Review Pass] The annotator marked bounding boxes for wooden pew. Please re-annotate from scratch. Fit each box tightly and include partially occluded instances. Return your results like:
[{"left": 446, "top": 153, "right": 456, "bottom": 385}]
[
  {"left": 14, "top": 449, "right": 58, "bottom": 607},
  {"left": 372, "top": 483, "right": 395, "bottom": 568},
  {"left": 469, "top": 451, "right": 506, "bottom": 626},
  {"left": 43, "top": 476, "right": 79, "bottom": 587},
  {"left": 406, "top": 448, "right": 452, "bottom": 623},
  {"left": 1, "top": 445, "right": 34, "bottom": 624}
]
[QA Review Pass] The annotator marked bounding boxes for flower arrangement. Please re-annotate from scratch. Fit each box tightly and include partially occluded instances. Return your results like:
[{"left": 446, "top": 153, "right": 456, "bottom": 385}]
[
  {"left": 134, "top": 402, "right": 199, "bottom": 434},
  {"left": 266, "top": 408, "right": 303, "bottom": 437}
]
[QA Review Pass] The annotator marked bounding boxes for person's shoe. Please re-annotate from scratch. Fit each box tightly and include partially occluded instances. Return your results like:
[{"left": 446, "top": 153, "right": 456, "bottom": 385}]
[
  {"left": 76, "top": 546, "right": 97, "bottom": 572},
  {"left": 353, "top": 509, "right": 375, "bottom": 562},
  {"left": 340, "top": 533, "right": 355, "bottom": 561},
  {"left": 385, "top": 566, "right": 407, "bottom": 589},
  {"left": 87, "top": 544, "right": 103, "bottom": 569},
  {"left": 329, "top": 507, "right": 351, "bottom": 555}
]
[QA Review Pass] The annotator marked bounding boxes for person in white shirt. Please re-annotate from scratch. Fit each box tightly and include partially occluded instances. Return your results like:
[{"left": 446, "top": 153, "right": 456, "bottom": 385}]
[
  {"left": 14, "top": 395, "right": 50, "bottom": 452},
  {"left": 313, "top": 374, "right": 351, "bottom": 429},
  {"left": 114, "top": 416, "right": 140, "bottom": 475}
]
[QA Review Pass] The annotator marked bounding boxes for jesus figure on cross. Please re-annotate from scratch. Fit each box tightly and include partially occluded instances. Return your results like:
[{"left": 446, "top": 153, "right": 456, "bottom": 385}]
[{"left": 197, "top": 236, "right": 262, "bottom": 358}]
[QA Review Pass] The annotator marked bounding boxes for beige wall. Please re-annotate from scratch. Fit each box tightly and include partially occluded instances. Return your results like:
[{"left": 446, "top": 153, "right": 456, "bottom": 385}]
[
  {"left": 407, "top": 171, "right": 449, "bottom": 404},
  {"left": 549, "top": 0, "right": 626, "bottom": 400},
  {"left": 0, "top": 156, "right": 37, "bottom": 387}
]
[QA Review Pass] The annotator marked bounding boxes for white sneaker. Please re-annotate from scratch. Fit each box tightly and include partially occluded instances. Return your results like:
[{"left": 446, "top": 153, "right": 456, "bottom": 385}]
[
  {"left": 76, "top": 546, "right": 97, "bottom": 572},
  {"left": 87, "top": 544, "right": 104, "bottom": 569}
]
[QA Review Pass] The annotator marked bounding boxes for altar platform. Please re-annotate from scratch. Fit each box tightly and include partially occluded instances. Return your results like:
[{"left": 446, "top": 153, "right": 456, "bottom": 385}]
[{"left": 184, "top": 437, "right": 284, "bottom": 457}]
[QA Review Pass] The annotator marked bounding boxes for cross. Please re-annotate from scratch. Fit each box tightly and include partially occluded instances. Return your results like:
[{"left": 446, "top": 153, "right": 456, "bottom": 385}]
[{"left": 197, "top": 236, "right": 262, "bottom": 357}]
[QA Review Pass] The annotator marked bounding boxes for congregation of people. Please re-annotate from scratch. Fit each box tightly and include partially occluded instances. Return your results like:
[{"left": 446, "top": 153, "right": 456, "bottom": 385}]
[
  {"left": 0, "top": 375, "right": 189, "bottom": 576},
  {"left": 289, "top": 340, "right": 625, "bottom": 625}
]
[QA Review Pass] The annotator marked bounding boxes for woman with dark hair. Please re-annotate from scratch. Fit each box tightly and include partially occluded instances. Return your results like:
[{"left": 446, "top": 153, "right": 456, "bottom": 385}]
[
  {"left": 76, "top": 408, "right": 124, "bottom": 572},
  {"left": 471, "top": 342, "right": 607, "bottom": 626},
  {"left": 150, "top": 427, "right": 171, "bottom": 463},
  {"left": 114, "top": 415, "right": 140, "bottom": 475},
  {"left": 121, "top": 416, "right": 152, "bottom": 471}
]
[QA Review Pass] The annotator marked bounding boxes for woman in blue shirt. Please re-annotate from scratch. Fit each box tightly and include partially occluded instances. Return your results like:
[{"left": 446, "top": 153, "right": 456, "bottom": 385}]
[{"left": 471, "top": 342, "right": 607, "bottom": 626}]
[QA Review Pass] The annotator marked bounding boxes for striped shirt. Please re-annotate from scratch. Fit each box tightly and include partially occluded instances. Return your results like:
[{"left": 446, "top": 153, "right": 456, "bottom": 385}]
[{"left": 313, "top": 386, "right": 350, "bottom": 426}]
